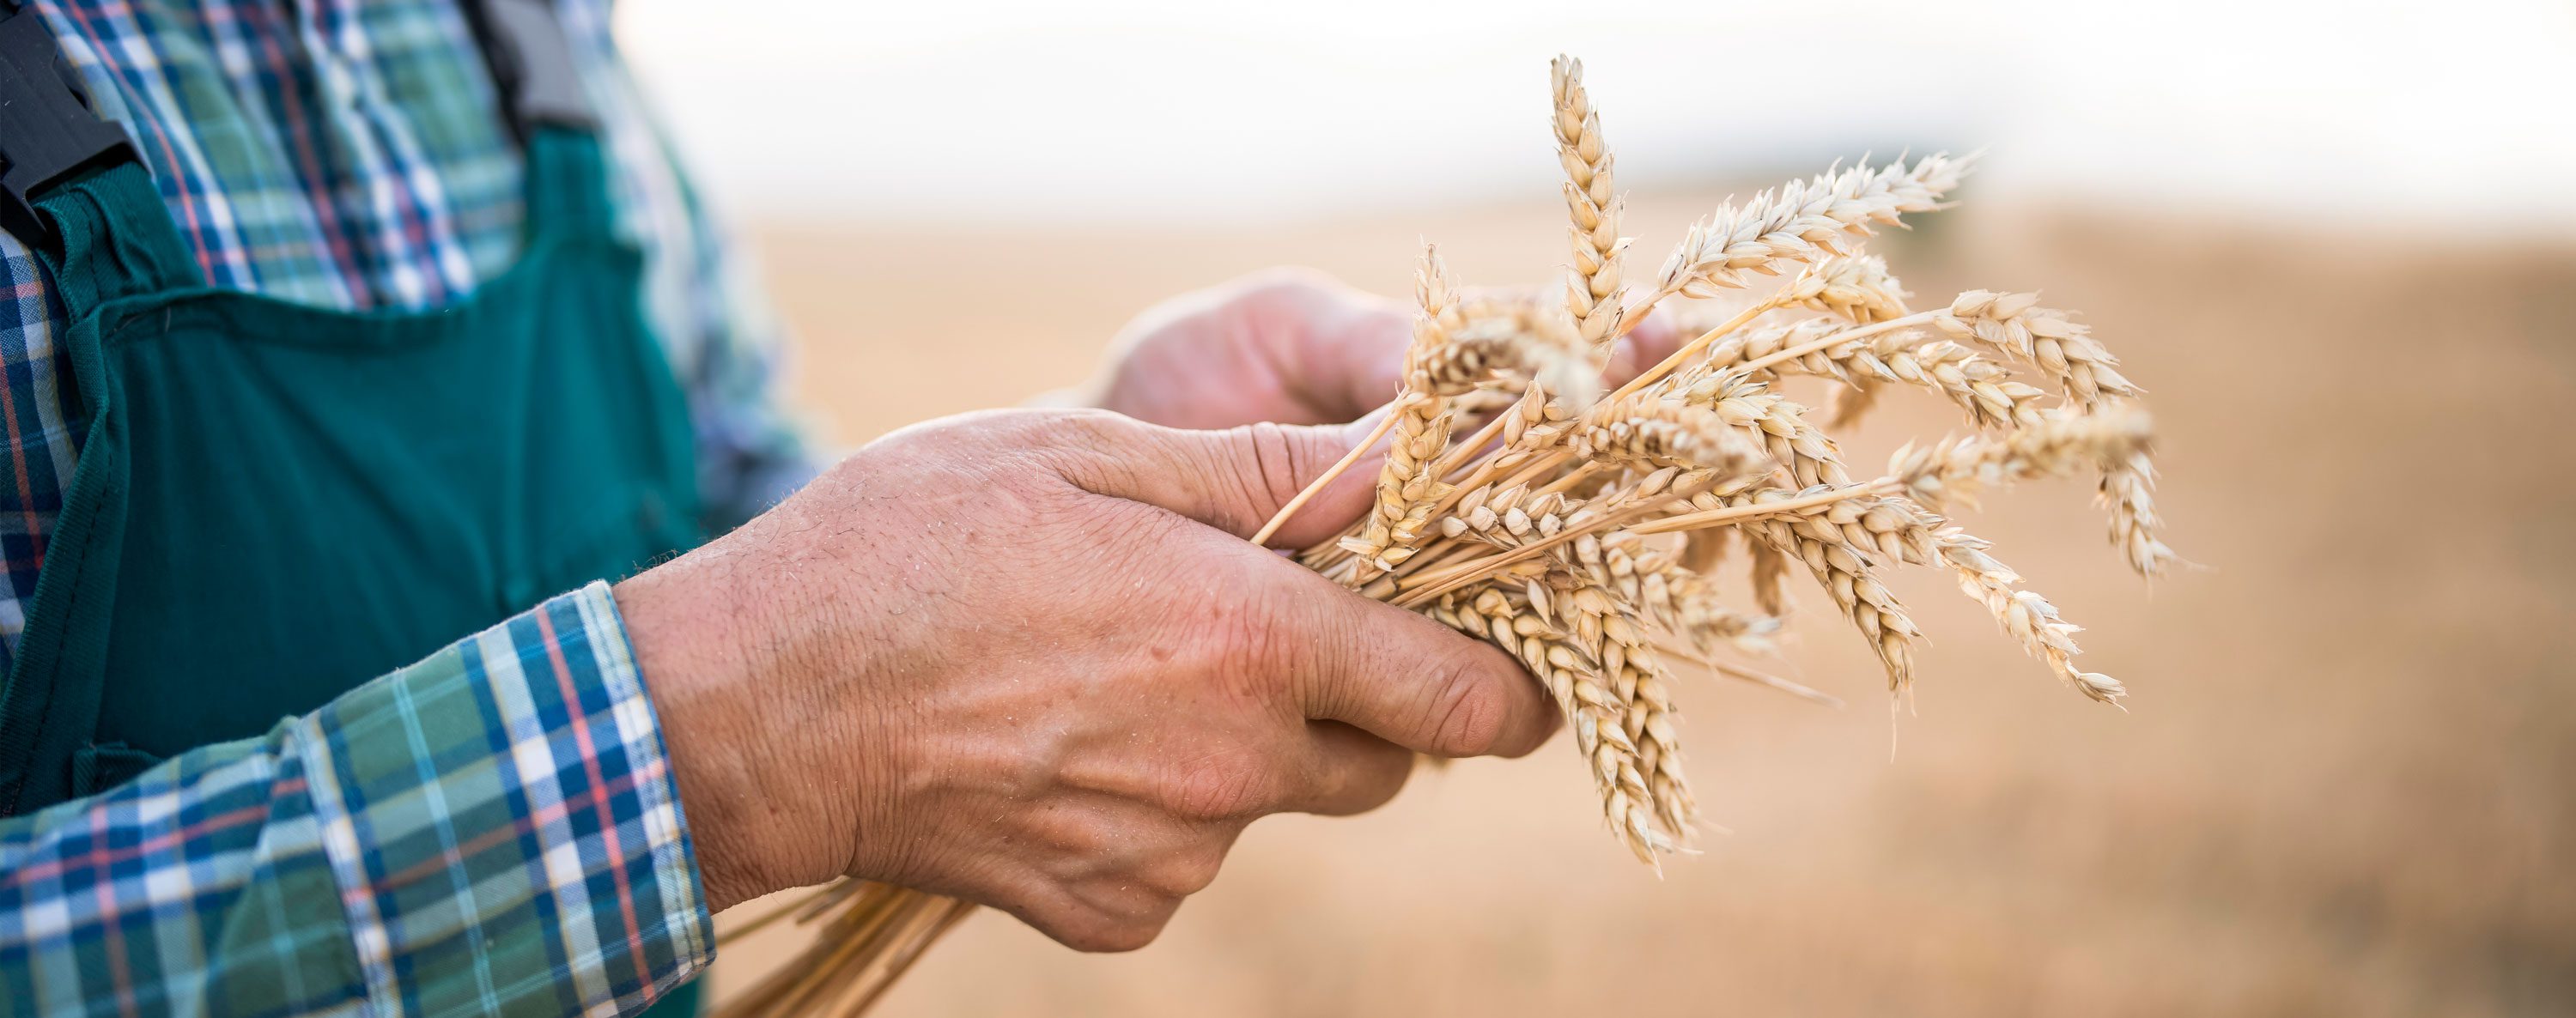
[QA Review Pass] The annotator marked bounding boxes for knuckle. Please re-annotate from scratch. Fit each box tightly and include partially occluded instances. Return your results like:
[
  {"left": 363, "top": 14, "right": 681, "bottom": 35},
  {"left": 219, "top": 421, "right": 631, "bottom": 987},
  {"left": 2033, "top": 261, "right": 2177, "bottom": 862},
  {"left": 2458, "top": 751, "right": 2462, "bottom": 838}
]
[
  {"left": 1161, "top": 755, "right": 1275, "bottom": 822},
  {"left": 1043, "top": 406, "right": 1141, "bottom": 447},
  {"left": 1198, "top": 582, "right": 1295, "bottom": 683},
  {"left": 1017, "top": 897, "right": 1092, "bottom": 947},
  {"left": 882, "top": 408, "right": 1134, "bottom": 494},
  {"left": 1223, "top": 422, "right": 1309, "bottom": 519},
  {"left": 1315, "top": 762, "right": 1410, "bottom": 818},
  {"left": 1027, "top": 409, "right": 1149, "bottom": 476},
  {"left": 894, "top": 406, "right": 1053, "bottom": 450},
  {"left": 1347, "top": 749, "right": 1413, "bottom": 811},
  {"left": 1044, "top": 898, "right": 1175, "bottom": 954},
  {"left": 1505, "top": 698, "right": 1564, "bottom": 758},
  {"left": 1229, "top": 267, "right": 1340, "bottom": 313},
  {"left": 1144, "top": 847, "right": 1227, "bottom": 897},
  {"left": 1052, "top": 912, "right": 1162, "bottom": 954}
]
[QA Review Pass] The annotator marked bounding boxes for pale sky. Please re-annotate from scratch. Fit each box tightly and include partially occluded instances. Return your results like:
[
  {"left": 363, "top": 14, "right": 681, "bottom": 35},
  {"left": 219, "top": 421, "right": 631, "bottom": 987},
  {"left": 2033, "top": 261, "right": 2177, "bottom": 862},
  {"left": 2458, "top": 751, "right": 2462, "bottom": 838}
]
[{"left": 618, "top": 0, "right": 2576, "bottom": 233}]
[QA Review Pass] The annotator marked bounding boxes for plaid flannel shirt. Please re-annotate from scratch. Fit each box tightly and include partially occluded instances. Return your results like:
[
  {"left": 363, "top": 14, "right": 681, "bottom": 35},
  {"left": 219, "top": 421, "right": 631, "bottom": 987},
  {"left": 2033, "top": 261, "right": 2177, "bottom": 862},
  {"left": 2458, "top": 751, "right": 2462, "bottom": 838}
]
[
  {"left": 0, "top": 585, "right": 708, "bottom": 1016},
  {"left": 0, "top": 0, "right": 817, "bottom": 1013}
]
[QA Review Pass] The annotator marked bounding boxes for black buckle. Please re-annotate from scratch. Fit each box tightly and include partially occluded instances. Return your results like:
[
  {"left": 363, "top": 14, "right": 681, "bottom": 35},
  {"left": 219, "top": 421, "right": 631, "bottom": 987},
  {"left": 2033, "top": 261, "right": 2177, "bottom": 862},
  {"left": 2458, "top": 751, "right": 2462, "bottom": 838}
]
[
  {"left": 467, "top": 0, "right": 596, "bottom": 141},
  {"left": 0, "top": 9, "right": 138, "bottom": 245}
]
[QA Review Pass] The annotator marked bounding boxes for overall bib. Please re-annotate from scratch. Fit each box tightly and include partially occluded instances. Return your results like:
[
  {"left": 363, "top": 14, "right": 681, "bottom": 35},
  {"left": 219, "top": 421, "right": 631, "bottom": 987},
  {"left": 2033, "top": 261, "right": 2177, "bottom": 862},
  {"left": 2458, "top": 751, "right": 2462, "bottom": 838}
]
[{"left": 0, "top": 2, "right": 706, "bottom": 1011}]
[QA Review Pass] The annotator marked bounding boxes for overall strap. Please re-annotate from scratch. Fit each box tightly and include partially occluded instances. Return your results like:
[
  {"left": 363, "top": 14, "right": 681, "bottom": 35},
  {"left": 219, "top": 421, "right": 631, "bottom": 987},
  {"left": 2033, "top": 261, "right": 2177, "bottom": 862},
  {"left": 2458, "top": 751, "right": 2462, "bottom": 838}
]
[
  {"left": 467, "top": 0, "right": 596, "bottom": 140},
  {"left": 3, "top": 1, "right": 611, "bottom": 318},
  {"left": 466, "top": 0, "right": 618, "bottom": 238},
  {"left": 0, "top": 1, "right": 193, "bottom": 314}
]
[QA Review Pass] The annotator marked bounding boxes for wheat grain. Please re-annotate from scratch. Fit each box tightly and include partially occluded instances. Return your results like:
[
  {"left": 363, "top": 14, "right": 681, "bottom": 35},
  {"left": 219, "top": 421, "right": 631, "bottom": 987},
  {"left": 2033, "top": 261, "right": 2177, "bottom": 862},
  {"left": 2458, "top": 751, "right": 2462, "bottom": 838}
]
[{"left": 1637, "top": 482, "right": 1928, "bottom": 692}]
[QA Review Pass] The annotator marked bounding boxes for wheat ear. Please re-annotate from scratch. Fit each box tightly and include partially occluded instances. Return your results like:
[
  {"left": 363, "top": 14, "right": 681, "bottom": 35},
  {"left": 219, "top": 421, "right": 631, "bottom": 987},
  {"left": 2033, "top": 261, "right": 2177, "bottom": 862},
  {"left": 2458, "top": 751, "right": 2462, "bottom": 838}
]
[
  {"left": 1343, "top": 248, "right": 1467, "bottom": 574},
  {"left": 1888, "top": 409, "right": 2154, "bottom": 512},
  {"left": 1552, "top": 55, "right": 1631, "bottom": 369},
  {"left": 1933, "top": 292, "right": 2178, "bottom": 576},
  {"left": 1935, "top": 529, "right": 2127, "bottom": 704},
  {"left": 1653, "top": 155, "right": 1968, "bottom": 302},
  {"left": 1436, "top": 586, "right": 1676, "bottom": 861}
]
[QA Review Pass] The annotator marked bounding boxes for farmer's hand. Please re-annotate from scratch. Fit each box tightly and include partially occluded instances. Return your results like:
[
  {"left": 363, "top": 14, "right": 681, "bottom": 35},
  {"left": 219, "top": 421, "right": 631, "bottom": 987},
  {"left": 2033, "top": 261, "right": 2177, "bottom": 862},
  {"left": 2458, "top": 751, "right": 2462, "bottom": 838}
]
[
  {"left": 616, "top": 409, "right": 1556, "bottom": 950},
  {"left": 1084, "top": 267, "right": 1687, "bottom": 429}
]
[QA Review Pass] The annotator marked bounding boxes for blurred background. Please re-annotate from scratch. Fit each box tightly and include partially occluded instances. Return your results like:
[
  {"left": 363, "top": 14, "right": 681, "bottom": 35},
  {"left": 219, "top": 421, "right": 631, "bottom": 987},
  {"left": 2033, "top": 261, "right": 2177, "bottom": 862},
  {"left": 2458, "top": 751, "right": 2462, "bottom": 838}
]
[{"left": 617, "top": 1, "right": 2576, "bottom": 1014}]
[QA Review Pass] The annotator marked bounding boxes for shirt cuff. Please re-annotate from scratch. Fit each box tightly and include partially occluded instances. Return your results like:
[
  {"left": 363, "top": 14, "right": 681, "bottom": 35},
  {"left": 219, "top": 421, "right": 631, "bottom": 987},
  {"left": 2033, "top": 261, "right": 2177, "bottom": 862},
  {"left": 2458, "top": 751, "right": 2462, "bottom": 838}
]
[{"left": 296, "top": 581, "right": 714, "bottom": 1017}]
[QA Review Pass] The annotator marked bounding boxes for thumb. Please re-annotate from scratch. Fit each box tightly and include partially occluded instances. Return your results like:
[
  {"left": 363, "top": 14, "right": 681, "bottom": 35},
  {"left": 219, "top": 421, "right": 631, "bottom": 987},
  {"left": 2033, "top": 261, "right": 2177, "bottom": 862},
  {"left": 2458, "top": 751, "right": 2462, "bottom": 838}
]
[{"left": 1059, "top": 409, "right": 1391, "bottom": 548}]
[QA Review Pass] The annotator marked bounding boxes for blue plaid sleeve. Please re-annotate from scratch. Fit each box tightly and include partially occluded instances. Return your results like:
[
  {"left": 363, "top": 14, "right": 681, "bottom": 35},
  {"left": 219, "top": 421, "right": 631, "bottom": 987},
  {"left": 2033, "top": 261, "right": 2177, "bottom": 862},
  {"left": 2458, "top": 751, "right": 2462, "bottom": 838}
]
[{"left": 0, "top": 582, "right": 713, "bottom": 1017}]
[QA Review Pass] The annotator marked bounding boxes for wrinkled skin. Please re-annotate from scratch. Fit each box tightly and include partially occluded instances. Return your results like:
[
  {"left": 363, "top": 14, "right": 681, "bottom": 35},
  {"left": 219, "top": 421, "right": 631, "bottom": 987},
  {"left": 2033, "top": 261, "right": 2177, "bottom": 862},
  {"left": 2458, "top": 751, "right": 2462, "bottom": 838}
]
[{"left": 622, "top": 268, "right": 1679, "bottom": 952}]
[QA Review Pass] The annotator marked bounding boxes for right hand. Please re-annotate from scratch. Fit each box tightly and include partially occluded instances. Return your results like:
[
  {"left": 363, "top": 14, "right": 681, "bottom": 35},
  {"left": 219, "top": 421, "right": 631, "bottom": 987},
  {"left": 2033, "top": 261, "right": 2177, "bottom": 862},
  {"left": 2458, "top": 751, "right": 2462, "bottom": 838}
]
[{"left": 615, "top": 408, "right": 1557, "bottom": 951}]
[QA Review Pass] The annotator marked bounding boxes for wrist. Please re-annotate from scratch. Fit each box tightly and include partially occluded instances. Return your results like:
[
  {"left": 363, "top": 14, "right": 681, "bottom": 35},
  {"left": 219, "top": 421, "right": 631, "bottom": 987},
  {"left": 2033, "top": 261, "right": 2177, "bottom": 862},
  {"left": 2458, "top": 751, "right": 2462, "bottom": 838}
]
[{"left": 617, "top": 552, "right": 801, "bottom": 912}]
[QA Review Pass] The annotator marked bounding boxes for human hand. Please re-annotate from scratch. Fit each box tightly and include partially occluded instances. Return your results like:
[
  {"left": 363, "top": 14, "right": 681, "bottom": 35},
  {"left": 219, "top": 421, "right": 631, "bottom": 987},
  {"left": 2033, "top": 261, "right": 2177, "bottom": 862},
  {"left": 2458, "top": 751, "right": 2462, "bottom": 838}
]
[
  {"left": 616, "top": 409, "right": 1557, "bottom": 950},
  {"left": 1084, "top": 268, "right": 1686, "bottom": 430}
]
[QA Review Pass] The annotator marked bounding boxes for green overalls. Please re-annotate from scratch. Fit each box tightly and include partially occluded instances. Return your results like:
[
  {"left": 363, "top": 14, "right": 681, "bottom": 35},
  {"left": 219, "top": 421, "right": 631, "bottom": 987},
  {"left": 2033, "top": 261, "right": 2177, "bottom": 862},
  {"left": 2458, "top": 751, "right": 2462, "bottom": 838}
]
[{"left": 0, "top": 1, "right": 706, "bottom": 1012}]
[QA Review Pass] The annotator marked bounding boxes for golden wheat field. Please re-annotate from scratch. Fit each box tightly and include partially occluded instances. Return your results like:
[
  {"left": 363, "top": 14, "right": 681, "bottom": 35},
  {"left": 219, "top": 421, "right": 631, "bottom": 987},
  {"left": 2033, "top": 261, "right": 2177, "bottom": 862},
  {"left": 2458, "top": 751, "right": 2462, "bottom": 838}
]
[{"left": 708, "top": 192, "right": 2576, "bottom": 1017}]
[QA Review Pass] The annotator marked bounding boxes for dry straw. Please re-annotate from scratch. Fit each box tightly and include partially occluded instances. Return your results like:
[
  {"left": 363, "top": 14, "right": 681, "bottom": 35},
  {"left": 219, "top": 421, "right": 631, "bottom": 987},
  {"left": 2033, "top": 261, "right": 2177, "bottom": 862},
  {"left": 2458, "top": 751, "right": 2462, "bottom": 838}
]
[{"left": 716, "top": 55, "right": 2176, "bottom": 1015}]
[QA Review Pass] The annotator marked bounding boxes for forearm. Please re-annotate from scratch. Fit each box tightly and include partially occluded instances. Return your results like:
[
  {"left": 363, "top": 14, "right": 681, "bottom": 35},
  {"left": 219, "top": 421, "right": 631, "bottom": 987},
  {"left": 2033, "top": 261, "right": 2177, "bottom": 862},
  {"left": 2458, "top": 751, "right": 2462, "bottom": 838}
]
[{"left": 0, "top": 585, "right": 712, "bottom": 1017}]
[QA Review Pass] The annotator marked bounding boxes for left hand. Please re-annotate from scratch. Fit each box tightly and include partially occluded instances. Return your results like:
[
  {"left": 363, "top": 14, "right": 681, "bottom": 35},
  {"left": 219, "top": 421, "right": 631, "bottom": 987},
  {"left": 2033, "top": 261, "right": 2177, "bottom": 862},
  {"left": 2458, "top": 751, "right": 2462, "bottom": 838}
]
[{"left": 1080, "top": 268, "right": 1685, "bottom": 430}]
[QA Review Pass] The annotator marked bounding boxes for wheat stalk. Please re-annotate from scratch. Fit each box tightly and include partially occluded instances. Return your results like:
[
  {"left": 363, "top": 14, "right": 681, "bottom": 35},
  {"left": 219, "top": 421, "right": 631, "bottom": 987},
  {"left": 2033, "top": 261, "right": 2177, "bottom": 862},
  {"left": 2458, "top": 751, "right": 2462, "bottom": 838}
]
[{"left": 731, "top": 56, "right": 2179, "bottom": 1017}]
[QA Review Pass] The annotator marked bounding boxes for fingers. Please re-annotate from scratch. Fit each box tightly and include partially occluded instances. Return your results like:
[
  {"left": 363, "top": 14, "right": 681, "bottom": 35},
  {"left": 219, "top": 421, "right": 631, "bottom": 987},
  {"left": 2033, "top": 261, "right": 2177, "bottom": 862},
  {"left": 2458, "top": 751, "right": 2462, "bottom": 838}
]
[
  {"left": 1008, "top": 724, "right": 1410, "bottom": 954},
  {"left": 1282, "top": 588, "right": 1558, "bottom": 760},
  {"left": 1220, "top": 269, "right": 1414, "bottom": 424},
  {"left": 1048, "top": 411, "right": 1391, "bottom": 548},
  {"left": 1292, "top": 288, "right": 1413, "bottom": 424},
  {"left": 999, "top": 803, "right": 1243, "bottom": 954},
  {"left": 1283, "top": 721, "right": 1415, "bottom": 816},
  {"left": 1006, "top": 850, "right": 1205, "bottom": 953}
]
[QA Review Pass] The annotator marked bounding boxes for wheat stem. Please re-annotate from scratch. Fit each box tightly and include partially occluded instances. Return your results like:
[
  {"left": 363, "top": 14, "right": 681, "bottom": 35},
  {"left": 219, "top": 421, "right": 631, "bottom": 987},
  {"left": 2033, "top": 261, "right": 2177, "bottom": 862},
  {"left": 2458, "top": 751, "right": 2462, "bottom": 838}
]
[{"left": 1250, "top": 410, "right": 1400, "bottom": 545}]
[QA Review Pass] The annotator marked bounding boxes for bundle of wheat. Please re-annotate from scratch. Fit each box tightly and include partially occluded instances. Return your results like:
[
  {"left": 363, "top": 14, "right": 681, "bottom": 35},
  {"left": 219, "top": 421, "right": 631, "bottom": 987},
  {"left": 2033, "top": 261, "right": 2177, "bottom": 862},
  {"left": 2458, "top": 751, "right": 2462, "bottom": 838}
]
[{"left": 711, "top": 54, "right": 2175, "bottom": 1016}]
